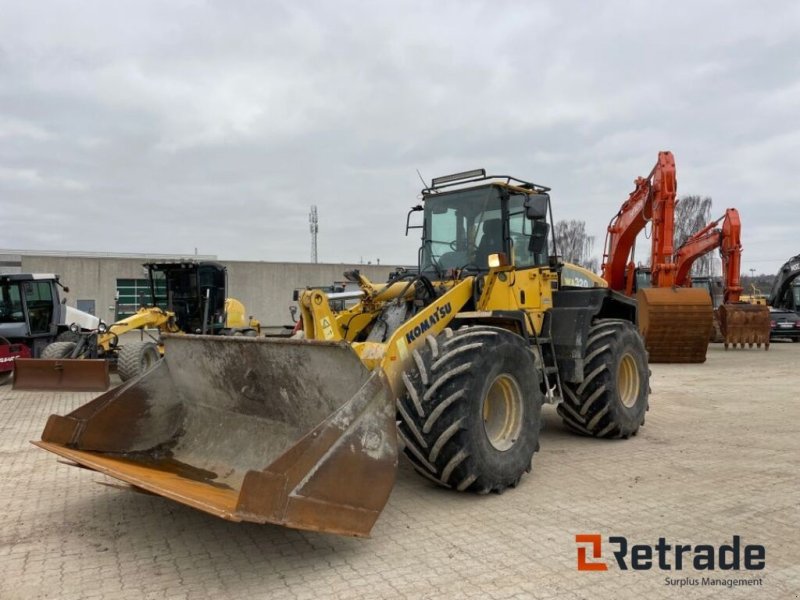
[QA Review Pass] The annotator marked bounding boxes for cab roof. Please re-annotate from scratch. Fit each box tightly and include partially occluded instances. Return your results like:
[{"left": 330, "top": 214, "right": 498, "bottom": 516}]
[
  {"left": 422, "top": 168, "right": 550, "bottom": 199},
  {"left": 0, "top": 273, "right": 59, "bottom": 282}
]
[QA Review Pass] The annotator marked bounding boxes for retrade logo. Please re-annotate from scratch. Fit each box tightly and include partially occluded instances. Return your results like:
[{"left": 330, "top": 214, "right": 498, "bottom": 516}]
[
  {"left": 575, "top": 534, "right": 765, "bottom": 572},
  {"left": 576, "top": 534, "right": 607, "bottom": 571}
]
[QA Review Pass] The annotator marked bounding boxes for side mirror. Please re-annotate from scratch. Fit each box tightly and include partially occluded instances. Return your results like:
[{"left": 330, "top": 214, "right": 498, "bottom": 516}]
[
  {"left": 63, "top": 286, "right": 70, "bottom": 293},
  {"left": 524, "top": 193, "right": 549, "bottom": 220}
]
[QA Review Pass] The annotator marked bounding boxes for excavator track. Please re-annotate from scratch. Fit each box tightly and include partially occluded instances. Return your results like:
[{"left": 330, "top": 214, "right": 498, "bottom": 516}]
[{"left": 637, "top": 288, "right": 713, "bottom": 363}]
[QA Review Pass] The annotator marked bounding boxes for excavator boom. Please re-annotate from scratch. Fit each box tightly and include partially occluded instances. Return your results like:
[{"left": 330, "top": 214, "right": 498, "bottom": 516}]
[
  {"left": 603, "top": 151, "right": 712, "bottom": 362},
  {"left": 674, "top": 208, "right": 769, "bottom": 350}
]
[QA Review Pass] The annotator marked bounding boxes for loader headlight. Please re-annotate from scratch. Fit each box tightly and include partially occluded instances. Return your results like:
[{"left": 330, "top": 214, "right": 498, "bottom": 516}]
[
  {"left": 488, "top": 252, "right": 509, "bottom": 268},
  {"left": 98, "top": 321, "right": 108, "bottom": 333},
  {"left": 69, "top": 323, "right": 80, "bottom": 333}
]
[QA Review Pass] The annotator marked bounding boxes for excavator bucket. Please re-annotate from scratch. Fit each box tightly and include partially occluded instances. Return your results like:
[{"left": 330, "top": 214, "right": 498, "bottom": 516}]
[
  {"left": 718, "top": 303, "right": 770, "bottom": 350},
  {"left": 637, "top": 287, "right": 714, "bottom": 363},
  {"left": 33, "top": 335, "right": 398, "bottom": 537},
  {"left": 13, "top": 358, "right": 110, "bottom": 392}
]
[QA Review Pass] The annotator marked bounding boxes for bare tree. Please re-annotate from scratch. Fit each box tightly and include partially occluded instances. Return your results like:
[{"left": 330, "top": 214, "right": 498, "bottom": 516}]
[
  {"left": 673, "top": 195, "right": 714, "bottom": 277},
  {"left": 554, "top": 220, "right": 599, "bottom": 272}
]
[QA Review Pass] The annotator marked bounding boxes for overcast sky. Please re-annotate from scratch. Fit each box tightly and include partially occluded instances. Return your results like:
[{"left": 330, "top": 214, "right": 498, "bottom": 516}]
[{"left": 1, "top": 1, "right": 798, "bottom": 275}]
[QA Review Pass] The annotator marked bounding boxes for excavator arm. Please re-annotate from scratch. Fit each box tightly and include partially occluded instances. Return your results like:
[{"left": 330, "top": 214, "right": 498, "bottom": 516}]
[
  {"left": 674, "top": 208, "right": 743, "bottom": 304},
  {"left": 674, "top": 208, "right": 769, "bottom": 350},
  {"left": 602, "top": 150, "right": 677, "bottom": 293}
]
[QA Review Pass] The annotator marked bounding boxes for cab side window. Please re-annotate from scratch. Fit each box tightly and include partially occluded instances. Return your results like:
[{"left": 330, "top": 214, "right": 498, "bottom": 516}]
[
  {"left": 24, "top": 281, "right": 54, "bottom": 334},
  {"left": 508, "top": 194, "right": 537, "bottom": 268}
]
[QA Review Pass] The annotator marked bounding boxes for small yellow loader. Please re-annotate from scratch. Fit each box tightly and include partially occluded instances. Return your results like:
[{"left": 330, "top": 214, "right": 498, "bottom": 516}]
[{"left": 14, "top": 260, "right": 259, "bottom": 390}]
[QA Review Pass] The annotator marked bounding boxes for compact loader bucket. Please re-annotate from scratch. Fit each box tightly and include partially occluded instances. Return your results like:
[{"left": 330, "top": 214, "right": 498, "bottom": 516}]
[
  {"left": 637, "top": 287, "right": 714, "bottom": 363},
  {"left": 33, "top": 335, "right": 398, "bottom": 537},
  {"left": 13, "top": 358, "right": 110, "bottom": 391},
  {"left": 718, "top": 303, "right": 770, "bottom": 350}
]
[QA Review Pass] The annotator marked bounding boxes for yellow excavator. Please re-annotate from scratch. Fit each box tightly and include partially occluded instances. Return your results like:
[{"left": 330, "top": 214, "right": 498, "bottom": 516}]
[
  {"left": 14, "top": 260, "right": 259, "bottom": 390},
  {"left": 35, "top": 169, "right": 651, "bottom": 537}
]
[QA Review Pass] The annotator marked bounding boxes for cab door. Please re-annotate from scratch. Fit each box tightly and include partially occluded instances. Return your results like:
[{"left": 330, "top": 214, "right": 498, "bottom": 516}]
[{"left": 22, "top": 280, "right": 57, "bottom": 337}]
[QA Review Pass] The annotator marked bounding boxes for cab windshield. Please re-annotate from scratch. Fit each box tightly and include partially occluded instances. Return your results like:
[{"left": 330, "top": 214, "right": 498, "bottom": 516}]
[{"left": 420, "top": 186, "right": 538, "bottom": 273}]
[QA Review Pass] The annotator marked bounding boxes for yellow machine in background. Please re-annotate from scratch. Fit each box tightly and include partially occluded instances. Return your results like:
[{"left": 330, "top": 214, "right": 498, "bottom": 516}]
[
  {"left": 35, "top": 169, "right": 651, "bottom": 537},
  {"left": 14, "top": 261, "right": 260, "bottom": 389}
]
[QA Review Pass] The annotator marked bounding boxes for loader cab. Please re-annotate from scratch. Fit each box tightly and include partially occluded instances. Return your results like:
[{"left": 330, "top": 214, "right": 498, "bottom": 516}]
[
  {"left": 418, "top": 169, "right": 552, "bottom": 276},
  {"left": 146, "top": 261, "right": 228, "bottom": 334}
]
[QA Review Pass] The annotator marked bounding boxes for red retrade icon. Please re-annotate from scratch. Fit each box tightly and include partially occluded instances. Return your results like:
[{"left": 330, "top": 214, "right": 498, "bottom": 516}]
[{"left": 576, "top": 534, "right": 608, "bottom": 571}]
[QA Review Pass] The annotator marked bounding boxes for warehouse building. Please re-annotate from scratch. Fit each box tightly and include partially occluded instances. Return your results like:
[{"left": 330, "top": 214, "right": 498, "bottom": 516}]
[{"left": 0, "top": 250, "right": 404, "bottom": 327}]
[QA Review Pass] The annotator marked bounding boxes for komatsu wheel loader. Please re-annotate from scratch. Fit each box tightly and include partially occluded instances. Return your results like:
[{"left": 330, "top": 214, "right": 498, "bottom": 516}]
[
  {"left": 14, "top": 260, "right": 260, "bottom": 390},
  {"left": 34, "top": 169, "right": 650, "bottom": 537}
]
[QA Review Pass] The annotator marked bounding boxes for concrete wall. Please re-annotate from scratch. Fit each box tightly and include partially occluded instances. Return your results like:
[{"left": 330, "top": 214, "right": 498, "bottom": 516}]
[{"left": 20, "top": 256, "right": 406, "bottom": 326}]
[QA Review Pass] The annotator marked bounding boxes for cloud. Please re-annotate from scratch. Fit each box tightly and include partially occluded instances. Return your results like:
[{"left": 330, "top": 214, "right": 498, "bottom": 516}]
[{"left": 0, "top": 1, "right": 798, "bottom": 274}]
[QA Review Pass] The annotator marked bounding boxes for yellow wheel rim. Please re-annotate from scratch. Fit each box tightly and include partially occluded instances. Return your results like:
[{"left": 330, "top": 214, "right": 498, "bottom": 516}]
[
  {"left": 617, "top": 353, "right": 640, "bottom": 408},
  {"left": 482, "top": 374, "right": 524, "bottom": 451}
]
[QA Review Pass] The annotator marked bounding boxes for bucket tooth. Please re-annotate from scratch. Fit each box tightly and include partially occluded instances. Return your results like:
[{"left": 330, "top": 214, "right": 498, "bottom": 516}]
[{"left": 718, "top": 303, "right": 771, "bottom": 351}]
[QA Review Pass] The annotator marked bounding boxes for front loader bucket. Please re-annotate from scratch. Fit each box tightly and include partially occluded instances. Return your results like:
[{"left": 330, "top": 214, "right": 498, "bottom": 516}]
[
  {"left": 13, "top": 358, "right": 110, "bottom": 391},
  {"left": 718, "top": 303, "right": 770, "bottom": 350},
  {"left": 33, "top": 335, "right": 398, "bottom": 537},
  {"left": 637, "top": 287, "right": 714, "bottom": 363}
]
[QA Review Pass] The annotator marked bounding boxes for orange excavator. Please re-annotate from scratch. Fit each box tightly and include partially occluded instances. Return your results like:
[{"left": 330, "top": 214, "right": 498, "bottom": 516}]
[
  {"left": 602, "top": 151, "right": 713, "bottom": 362},
  {"left": 674, "top": 208, "right": 770, "bottom": 349}
]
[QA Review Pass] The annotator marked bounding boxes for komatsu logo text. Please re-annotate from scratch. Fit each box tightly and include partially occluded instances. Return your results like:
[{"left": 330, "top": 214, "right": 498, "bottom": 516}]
[{"left": 405, "top": 303, "right": 452, "bottom": 344}]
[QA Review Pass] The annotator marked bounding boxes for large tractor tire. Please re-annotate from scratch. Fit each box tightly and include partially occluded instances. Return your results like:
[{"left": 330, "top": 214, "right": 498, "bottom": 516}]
[
  {"left": 557, "top": 319, "right": 649, "bottom": 439},
  {"left": 398, "top": 326, "right": 543, "bottom": 494},
  {"left": 41, "top": 341, "right": 77, "bottom": 359},
  {"left": 117, "top": 341, "right": 161, "bottom": 382}
]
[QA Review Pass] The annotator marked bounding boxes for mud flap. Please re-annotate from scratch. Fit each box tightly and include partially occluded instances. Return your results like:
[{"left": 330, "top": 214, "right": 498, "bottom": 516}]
[
  {"left": 637, "top": 288, "right": 714, "bottom": 363},
  {"left": 33, "top": 335, "right": 398, "bottom": 537},
  {"left": 718, "top": 303, "right": 770, "bottom": 350},
  {"left": 13, "top": 358, "right": 110, "bottom": 391}
]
